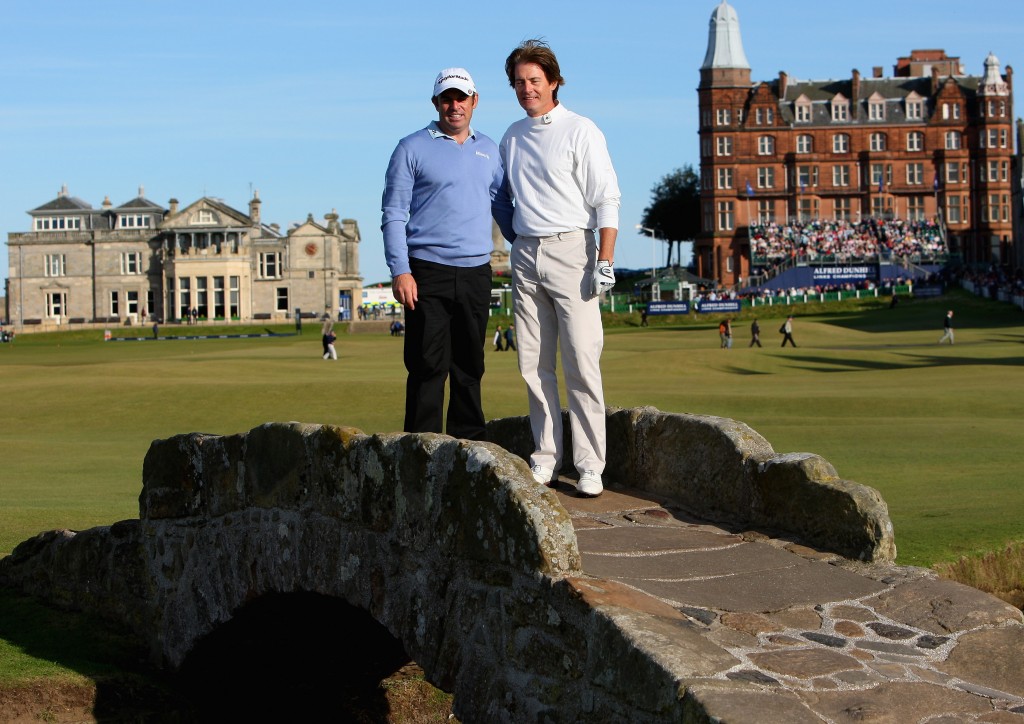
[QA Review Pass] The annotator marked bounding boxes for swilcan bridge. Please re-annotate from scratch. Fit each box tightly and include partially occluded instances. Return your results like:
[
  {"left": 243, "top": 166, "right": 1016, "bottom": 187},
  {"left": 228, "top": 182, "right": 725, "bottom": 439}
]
[{"left": 2, "top": 407, "right": 1022, "bottom": 722}]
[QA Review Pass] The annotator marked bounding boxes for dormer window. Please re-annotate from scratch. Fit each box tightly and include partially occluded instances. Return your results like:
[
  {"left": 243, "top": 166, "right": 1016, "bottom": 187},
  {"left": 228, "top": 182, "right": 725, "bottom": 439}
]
[
  {"left": 905, "top": 92, "right": 924, "bottom": 120},
  {"left": 197, "top": 209, "right": 214, "bottom": 224},
  {"left": 794, "top": 96, "right": 811, "bottom": 123},
  {"left": 868, "top": 93, "right": 886, "bottom": 121},
  {"left": 118, "top": 215, "right": 151, "bottom": 229},
  {"left": 830, "top": 94, "right": 849, "bottom": 122},
  {"left": 34, "top": 216, "right": 82, "bottom": 231}
]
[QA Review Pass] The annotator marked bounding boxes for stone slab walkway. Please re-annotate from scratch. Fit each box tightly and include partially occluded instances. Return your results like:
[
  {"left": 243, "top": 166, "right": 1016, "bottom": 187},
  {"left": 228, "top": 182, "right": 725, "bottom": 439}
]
[{"left": 548, "top": 478, "right": 1024, "bottom": 723}]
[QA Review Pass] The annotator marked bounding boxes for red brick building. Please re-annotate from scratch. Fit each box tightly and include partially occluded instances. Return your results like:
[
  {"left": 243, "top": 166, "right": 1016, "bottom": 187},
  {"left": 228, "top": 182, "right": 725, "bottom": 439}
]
[{"left": 696, "top": 1, "right": 1015, "bottom": 288}]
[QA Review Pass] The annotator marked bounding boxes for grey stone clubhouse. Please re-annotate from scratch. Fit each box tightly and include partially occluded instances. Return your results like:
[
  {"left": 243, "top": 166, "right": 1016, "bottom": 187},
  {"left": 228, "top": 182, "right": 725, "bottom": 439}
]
[{"left": 5, "top": 186, "right": 363, "bottom": 329}]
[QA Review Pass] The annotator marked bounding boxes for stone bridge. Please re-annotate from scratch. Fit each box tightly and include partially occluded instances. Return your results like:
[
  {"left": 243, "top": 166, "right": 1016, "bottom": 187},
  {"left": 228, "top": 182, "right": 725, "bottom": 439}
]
[{"left": 2, "top": 407, "right": 1023, "bottom": 722}]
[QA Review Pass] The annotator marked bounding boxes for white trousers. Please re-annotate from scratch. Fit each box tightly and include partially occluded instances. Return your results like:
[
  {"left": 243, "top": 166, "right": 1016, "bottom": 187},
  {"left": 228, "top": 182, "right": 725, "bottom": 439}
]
[{"left": 511, "top": 229, "right": 606, "bottom": 474}]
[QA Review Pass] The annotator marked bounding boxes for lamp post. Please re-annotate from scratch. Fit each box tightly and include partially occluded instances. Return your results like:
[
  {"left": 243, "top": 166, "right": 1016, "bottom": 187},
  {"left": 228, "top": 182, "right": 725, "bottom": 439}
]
[{"left": 636, "top": 225, "right": 660, "bottom": 302}]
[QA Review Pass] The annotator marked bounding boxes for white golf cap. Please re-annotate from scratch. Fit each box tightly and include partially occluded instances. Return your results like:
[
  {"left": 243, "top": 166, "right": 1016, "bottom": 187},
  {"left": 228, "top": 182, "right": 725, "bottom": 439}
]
[{"left": 433, "top": 67, "right": 476, "bottom": 98}]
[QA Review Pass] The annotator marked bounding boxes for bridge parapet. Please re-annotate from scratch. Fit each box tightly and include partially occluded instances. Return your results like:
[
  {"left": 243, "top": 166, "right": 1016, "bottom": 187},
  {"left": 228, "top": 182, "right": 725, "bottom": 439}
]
[{"left": 2, "top": 408, "right": 916, "bottom": 721}]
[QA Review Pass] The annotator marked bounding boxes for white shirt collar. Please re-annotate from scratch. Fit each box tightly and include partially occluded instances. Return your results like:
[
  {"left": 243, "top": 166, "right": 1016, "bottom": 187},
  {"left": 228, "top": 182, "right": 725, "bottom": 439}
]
[{"left": 427, "top": 121, "right": 475, "bottom": 140}]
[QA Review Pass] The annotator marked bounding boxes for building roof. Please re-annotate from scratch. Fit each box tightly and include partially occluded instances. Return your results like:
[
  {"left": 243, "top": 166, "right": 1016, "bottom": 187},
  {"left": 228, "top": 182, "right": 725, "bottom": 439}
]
[
  {"left": 701, "top": 0, "right": 749, "bottom": 71},
  {"left": 775, "top": 75, "right": 980, "bottom": 124},
  {"left": 114, "top": 196, "right": 166, "bottom": 212},
  {"left": 31, "top": 192, "right": 92, "bottom": 214}
]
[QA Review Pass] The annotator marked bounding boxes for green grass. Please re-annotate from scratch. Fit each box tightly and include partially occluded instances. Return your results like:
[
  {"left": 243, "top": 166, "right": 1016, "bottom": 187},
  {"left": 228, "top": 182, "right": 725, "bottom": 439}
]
[
  {"left": 1, "top": 289, "right": 1023, "bottom": 696},
  {"left": 2, "top": 291, "right": 1023, "bottom": 568}
]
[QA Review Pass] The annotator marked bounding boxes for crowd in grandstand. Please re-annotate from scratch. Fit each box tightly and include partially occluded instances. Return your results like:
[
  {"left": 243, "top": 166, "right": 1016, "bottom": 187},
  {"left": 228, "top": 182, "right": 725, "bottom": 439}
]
[
  {"left": 690, "top": 274, "right": 917, "bottom": 303},
  {"left": 750, "top": 218, "right": 946, "bottom": 266}
]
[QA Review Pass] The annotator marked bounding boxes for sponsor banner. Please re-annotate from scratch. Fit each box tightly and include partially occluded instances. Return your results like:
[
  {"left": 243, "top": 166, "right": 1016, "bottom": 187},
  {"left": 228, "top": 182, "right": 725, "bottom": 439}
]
[
  {"left": 913, "top": 285, "right": 944, "bottom": 297},
  {"left": 810, "top": 266, "right": 877, "bottom": 284},
  {"left": 647, "top": 301, "right": 690, "bottom": 315},
  {"left": 696, "top": 300, "right": 742, "bottom": 314}
]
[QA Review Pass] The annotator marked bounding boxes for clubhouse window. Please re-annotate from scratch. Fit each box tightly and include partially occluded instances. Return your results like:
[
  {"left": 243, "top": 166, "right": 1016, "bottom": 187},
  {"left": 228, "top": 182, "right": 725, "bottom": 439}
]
[
  {"left": 276, "top": 287, "right": 290, "bottom": 312},
  {"left": 259, "top": 252, "right": 282, "bottom": 279},
  {"left": 44, "top": 254, "right": 66, "bottom": 277},
  {"left": 178, "top": 277, "right": 191, "bottom": 319},
  {"left": 45, "top": 291, "right": 67, "bottom": 318},
  {"left": 34, "top": 216, "right": 82, "bottom": 231},
  {"left": 117, "top": 214, "right": 151, "bottom": 229},
  {"left": 121, "top": 252, "right": 142, "bottom": 275}
]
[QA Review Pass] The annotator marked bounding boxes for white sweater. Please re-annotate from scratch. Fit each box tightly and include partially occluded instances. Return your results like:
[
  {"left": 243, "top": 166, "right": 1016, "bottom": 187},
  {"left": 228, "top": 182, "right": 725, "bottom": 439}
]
[{"left": 498, "top": 103, "right": 620, "bottom": 238}]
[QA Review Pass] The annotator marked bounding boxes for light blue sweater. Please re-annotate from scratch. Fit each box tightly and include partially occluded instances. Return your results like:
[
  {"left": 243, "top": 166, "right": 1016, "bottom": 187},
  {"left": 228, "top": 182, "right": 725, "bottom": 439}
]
[{"left": 381, "top": 123, "right": 507, "bottom": 277}]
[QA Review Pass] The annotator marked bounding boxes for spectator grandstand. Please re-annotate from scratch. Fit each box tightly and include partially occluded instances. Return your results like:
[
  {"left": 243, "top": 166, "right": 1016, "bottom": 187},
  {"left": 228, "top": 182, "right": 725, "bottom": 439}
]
[{"left": 750, "top": 218, "right": 947, "bottom": 268}]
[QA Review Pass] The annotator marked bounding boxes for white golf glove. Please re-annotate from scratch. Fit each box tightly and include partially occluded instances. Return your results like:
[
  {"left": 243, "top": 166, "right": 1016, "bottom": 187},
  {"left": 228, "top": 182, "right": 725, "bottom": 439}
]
[{"left": 591, "top": 260, "right": 615, "bottom": 295}]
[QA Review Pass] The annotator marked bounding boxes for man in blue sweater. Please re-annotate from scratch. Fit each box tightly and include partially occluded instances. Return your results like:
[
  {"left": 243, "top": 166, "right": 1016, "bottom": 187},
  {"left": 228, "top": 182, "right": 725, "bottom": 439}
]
[{"left": 382, "top": 68, "right": 507, "bottom": 440}]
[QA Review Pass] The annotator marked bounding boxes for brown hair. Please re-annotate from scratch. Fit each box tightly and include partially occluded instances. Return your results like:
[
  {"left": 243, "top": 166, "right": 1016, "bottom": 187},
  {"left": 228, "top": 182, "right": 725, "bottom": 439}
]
[{"left": 504, "top": 39, "right": 565, "bottom": 99}]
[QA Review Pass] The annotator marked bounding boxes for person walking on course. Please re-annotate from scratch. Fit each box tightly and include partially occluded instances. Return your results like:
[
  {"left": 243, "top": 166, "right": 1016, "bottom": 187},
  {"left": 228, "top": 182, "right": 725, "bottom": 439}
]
[
  {"left": 938, "top": 310, "right": 955, "bottom": 345},
  {"left": 780, "top": 315, "right": 797, "bottom": 347},
  {"left": 749, "top": 318, "right": 762, "bottom": 347},
  {"left": 494, "top": 39, "right": 620, "bottom": 498},
  {"left": 504, "top": 323, "right": 516, "bottom": 351},
  {"left": 321, "top": 320, "right": 338, "bottom": 360},
  {"left": 494, "top": 325, "right": 505, "bottom": 352},
  {"left": 719, "top": 319, "right": 732, "bottom": 349},
  {"left": 382, "top": 67, "right": 504, "bottom": 440}
]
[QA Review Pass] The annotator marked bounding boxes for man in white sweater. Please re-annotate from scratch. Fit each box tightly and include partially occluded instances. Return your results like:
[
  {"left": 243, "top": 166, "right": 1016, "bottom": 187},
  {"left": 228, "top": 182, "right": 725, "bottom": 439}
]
[{"left": 494, "top": 39, "right": 621, "bottom": 497}]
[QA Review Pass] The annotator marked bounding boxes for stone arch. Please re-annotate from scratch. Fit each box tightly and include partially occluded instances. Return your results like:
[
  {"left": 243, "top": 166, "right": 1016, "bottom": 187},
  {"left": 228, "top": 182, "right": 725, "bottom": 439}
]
[
  {"left": 139, "top": 423, "right": 584, "bottom": 717},
  {"left": 176, "top": 590, "right": 410, "bottom": 720}
]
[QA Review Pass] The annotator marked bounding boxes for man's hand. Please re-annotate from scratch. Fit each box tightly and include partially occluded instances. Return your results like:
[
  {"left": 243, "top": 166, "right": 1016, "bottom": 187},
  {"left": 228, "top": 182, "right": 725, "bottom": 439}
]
[
  {"left": 591, "top": 260, "right": 615, "bottom": 295},
  {"left": 393, "top": 273, "right": 418, "bottom": 310}
]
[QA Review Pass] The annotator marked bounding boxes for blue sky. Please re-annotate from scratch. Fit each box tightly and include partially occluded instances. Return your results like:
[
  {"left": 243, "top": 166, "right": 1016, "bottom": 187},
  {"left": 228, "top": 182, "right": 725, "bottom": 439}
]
[{"left": 2, "top": 1, "right": 1021, "bottom": 285}]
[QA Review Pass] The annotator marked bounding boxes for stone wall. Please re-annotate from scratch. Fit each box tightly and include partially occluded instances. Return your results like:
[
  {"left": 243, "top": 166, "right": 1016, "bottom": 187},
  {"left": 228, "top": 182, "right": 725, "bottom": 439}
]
[
  {"left": 1, "top": 407, "right": 898, "bottom": 721},
  {"left": 489, "top": 406, "right": 895, "bottom": 562}
]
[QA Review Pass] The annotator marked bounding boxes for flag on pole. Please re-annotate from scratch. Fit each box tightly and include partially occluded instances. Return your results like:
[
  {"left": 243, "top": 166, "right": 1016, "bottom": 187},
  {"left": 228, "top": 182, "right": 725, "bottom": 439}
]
[{"left": 745, "top": 181, "right": 754, "bottom": 198}]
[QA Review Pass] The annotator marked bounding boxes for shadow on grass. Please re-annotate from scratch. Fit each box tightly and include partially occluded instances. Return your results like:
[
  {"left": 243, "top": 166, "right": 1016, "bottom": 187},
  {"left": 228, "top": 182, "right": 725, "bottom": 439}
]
[
  {"left": 821, "top": 289, "right": 1022, "bottom": 335},
  {"left": 0, "top": 588, "right": 428, "bottom": 721},
  {"left": 0, "top": 588, "right": 180, "bottom": 720},
  {"left": 779, "top": 352, "right": 1024, "bottom": 373}
]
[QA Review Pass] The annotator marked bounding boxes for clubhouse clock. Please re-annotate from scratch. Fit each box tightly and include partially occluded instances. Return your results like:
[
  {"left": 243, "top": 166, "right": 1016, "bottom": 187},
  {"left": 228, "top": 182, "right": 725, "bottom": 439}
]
[{"left": 304, "top": 242, "right": 318, "bottom": 256}]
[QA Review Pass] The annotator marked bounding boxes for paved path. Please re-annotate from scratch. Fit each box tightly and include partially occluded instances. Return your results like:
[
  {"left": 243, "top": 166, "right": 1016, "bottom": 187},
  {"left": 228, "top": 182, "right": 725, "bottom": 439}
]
[{"left": 548, "top": 478, "right": 1024, "bottom": 723}]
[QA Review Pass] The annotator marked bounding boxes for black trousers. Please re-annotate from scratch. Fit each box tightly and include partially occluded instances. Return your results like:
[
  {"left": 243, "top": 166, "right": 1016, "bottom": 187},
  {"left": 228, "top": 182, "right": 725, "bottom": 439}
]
[{"left": 403, "top": 258, "right": 491, "bottom": 440}]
